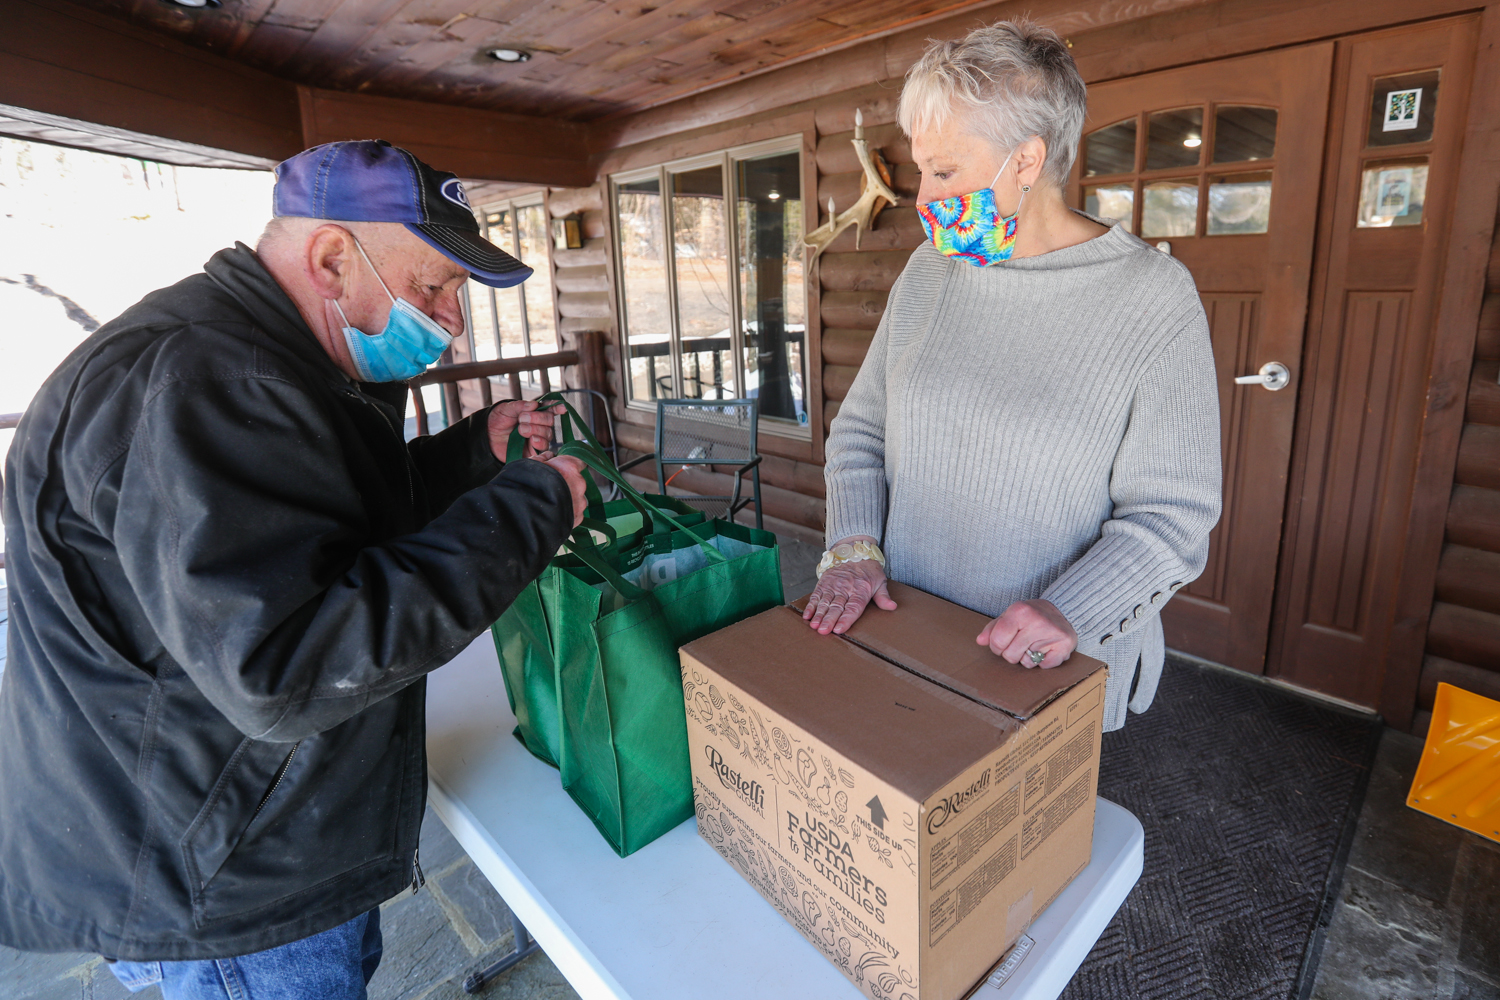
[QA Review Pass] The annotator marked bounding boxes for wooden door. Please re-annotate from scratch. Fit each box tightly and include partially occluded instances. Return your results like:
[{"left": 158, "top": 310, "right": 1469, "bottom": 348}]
[
  {"left": 1268, "top": 18, "right": 1479, "bottom": 708},
  {"left": 1070, "top": 44, "right": 1334, "bottom": 674}
]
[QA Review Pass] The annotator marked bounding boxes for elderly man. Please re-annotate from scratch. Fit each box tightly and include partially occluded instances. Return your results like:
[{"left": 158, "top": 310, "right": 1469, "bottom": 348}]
[{"left": 0, "top": 140, "right": 589, "bottom": 998}]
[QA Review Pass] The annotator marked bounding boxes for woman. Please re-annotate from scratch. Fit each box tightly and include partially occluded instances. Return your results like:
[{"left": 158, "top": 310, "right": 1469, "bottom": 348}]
[{"left": 804, "top": 20, "right": 1222, "bottom": 732}]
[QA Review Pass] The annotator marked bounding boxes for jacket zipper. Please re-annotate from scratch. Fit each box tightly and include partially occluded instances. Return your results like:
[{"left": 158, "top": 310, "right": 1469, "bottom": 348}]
[
  {"left": 249, "top": 742, "right": 299, "bottom": 827},
  {"left": 348, "top": 387, "right": 415, "bottom": 514},
  {"left": 410, "top": 845, "right": 425, "bottom": 895}
]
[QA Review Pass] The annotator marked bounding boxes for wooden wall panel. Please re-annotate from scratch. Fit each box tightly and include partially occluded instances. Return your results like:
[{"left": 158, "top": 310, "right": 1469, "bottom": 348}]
[
  {"left": 2, "top": 0, "right": 302, "bottom": 163},
  {"left": 298, "top": 88, "right": 594, "bottom": 187},
  {"left": 1302, "top": 293, "right": 1410, "bottom": 634},
  {"left": 1185, "top": 295, "right": 1260, "bottom": 610}
]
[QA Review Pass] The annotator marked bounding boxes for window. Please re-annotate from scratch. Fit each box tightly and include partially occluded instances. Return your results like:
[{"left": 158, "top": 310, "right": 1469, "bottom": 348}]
[
  {"left": 463, "top": 200, "right": 559, "bottom": 387},
  {"left": 612, "top": 139, "right": 808, "bottom": 433},
  {"left": 1080, "top": 104, "right": 1279, "bottom": 238},
  {"left": 1354, "top": 71, "right": 1439, "bottom": 230}
]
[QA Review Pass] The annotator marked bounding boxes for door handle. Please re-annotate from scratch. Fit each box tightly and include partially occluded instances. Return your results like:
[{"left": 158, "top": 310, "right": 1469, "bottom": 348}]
[{"left": 1233, "top": 362, "right": 1291, "bottom": 391}]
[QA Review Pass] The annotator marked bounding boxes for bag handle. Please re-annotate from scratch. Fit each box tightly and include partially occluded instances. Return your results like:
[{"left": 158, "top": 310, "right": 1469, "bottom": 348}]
[
  {"left": 575, "top": 516, "right": 618, "bottom": 549},
  {"left": 504, "top": 391, "right": 608, "bottom": 462},
  {"left": 563, "top": 528, "right": 648, "bottom": 600},
  {"left": 556, "top": 439, "right": 727, "bottom": 567},
  {"left": 503, "top": 393, "right": 662, "bottom": 525}
]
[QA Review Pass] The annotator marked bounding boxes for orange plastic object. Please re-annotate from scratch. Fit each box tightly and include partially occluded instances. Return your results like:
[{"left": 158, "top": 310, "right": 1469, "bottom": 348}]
[{"left": 1408, "top": 683, "right": 1500, "bottom": 843}]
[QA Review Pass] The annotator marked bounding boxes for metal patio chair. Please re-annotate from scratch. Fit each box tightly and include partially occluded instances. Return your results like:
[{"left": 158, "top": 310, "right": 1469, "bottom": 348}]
[{"left": 623, "top": 398, "right": 763, "bottom": 528}]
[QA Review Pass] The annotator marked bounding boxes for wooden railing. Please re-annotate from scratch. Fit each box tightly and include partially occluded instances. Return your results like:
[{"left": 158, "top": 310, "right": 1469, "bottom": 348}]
[{"left": 407, "top": 330, "right": 611, "bottom": 438}]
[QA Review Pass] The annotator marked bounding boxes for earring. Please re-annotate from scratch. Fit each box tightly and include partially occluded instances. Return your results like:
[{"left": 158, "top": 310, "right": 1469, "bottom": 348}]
[{"left": 1021, "top": 184, "right": 1031, "bottom": 193}]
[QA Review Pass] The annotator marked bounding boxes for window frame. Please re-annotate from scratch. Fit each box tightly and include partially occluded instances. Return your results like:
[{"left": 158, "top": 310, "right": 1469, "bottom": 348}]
[
  {"left": 464, "top": 195, "right": 556, "bottom": 387},
  {"left": 609, "top": 134, "right": 810, "bottom": 438},
  {"left": 1077, "top": 103, "right": 1281, "bottom": 239}
]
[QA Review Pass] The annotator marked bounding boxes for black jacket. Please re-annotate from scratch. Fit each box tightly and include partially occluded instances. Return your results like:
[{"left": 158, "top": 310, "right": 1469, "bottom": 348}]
[{"left": 0, "top": 245, "right": 573, "bottom": 960}]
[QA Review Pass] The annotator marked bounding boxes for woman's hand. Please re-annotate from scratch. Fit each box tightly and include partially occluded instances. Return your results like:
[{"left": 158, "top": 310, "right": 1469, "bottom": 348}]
[
  {"left": 487, "top": 400, "right": 567, "bottom": 461},
  {"left": 977, "top": 599, "right": 1078, "bottom": 668},
  {"left": 803, "top": 539, "right": 897, "bottom": 635}
]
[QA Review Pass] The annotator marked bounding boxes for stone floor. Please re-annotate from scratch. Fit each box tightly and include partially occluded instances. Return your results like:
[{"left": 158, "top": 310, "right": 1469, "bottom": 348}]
[
  {"left": 1308, "top": 727, "right": 1500, "bottom": 1000},
  {"left": 4, "top": 542, "right": 1498, "bottom": 999}
]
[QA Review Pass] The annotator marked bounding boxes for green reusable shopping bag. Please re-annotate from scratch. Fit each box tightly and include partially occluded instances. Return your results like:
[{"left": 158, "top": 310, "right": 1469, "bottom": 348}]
[
  {"left": 548, "top": 495, "right": 783, "bottom": 855},
  {"left": 490, "top": 399, "right": 783, "bottom": 855},
  {"left": 491, "top": 396, "right": 705, "bottom": 767}
]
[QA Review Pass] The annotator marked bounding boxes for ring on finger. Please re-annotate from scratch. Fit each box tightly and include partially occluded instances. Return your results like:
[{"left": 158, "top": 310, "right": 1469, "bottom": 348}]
[{"left": 1026, "top": 645, "right": 1048, "bottom": 667}]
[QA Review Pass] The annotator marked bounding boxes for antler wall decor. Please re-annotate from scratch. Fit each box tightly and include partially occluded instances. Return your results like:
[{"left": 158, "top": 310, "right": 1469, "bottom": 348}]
[{"left": 803, "top": 108, "right": 900, "bottom": 261}]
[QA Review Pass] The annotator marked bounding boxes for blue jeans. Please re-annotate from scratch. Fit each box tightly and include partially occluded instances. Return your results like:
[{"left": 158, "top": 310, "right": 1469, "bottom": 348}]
[{"left": 109, "top": 909, "right": 382, "bottom": 1000}]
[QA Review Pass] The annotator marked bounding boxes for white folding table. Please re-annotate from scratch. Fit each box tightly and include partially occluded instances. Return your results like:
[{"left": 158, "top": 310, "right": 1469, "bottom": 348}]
[{"left": 426, "top": 633, "right": 1144, "bottom": 1000}]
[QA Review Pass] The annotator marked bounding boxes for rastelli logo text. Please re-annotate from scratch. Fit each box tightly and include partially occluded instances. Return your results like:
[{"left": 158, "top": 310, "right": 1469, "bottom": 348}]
[
  {"left": 706, "top": 746, "right": 765, "bottom": 815},
  {"left": 926, "top": 769, "right": 992, "bottom": 834}
]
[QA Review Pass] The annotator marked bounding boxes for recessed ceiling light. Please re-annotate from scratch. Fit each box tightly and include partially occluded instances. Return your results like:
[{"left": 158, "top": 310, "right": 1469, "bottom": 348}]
[
  {"left": 488, "top": 48, "right": 531, "bottom": 63},
  {"left": 1183, "top": 136, "right": 1202, "bottom": 148},
  {"left": 162, "top": 0, "right": 221, "bottom": 8},
  {"left": 767, "top": 191, "right": 781, "bottom": 201}
]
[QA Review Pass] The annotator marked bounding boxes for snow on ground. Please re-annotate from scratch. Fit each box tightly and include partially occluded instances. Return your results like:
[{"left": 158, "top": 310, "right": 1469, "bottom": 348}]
[{"left": 0, "top": 139, "right": 274, "bottom": 537}]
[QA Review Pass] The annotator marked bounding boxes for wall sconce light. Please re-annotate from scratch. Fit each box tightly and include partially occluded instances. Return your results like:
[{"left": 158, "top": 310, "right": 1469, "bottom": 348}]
[
  {"left": 552, "top": 214, "right": 583, "bottom": 250},
  {"left": 488, "top": 48, "right": 531, "bottom": 63}
]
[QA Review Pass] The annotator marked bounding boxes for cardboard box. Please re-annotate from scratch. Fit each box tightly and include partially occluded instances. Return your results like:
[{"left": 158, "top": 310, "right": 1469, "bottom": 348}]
[{"left": 679, "top": 583, "right": 1107, "bottom": 1000}]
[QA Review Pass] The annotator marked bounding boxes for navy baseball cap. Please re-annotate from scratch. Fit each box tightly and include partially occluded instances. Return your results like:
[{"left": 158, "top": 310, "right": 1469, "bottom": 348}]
[{"left": 272, "top": 140, "right": 532, "bottom": 288}]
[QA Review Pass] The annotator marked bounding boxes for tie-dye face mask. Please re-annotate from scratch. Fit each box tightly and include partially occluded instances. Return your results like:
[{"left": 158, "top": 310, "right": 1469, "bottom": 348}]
[{"left": 916, "top": 150, "right": 1028, "bottom": 266}]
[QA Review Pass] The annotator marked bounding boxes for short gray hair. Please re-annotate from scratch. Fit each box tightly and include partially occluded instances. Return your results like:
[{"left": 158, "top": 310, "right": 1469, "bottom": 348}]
[{"left": 898, "top": 19, "right": 1087, "bottom": 189}]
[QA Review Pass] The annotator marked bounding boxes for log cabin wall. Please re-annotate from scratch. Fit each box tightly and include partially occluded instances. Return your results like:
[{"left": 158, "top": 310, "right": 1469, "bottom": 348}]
[
  {"left": 1418, "top": 219, "right": 1500, "bottom": 731},
  {"left": 575, "top": 1, "right": 1500, "bottom": 736},
  {"left": 585, "top": 84, "right": 929, "bottom": 534},
  {"left": 547, "top": 183, "right": 620, "bottom": 413}
]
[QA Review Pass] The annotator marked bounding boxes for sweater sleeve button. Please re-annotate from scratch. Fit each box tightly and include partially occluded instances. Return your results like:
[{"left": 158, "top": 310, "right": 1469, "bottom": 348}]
[
  {"left": 1151, "top": 591, "right": 1164, "bottom": 605},
  {"left": 1133, "top": 604, "right": 1145, "bottom": 619},
  {"left": 1100, "top": 634, "right": 1113, "bottom": 645},
  {"left": 1169, "top": 581, "right": 1184, "bottom": 591},
  {"left": 1119, "top": 618, "right": 1132, "bottom": 633}
]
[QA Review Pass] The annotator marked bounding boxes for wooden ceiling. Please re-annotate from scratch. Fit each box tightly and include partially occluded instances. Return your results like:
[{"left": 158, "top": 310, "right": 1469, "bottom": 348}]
[{"left": 81, "top": 0, "right": 1005, "bottom": 122}]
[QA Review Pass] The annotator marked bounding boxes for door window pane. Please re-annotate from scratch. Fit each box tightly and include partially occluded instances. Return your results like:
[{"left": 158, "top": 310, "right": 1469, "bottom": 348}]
[
  {"left": 1084, "top": 119, "right": 1137, "bottom": 177},
  {"left": 1207, "top": 171, "right": 1272, "bottom": 235},
  {"left": 616, "top": 177, "right": 672, "bottom": 400},
  {"left": 1212, "top": 106, "right": 1277, "bottom": 164},
  {"left": 1084, "top": 183, "right": 1135, "bottom": 231},
  {"left": 516, "top": 203, "right": 559, "bottom": 384},
  {"left": 1357, "top": 158, "right": 1428, "bottom": 228},
  {"left": 1146, "top": 107, "right": 1204, "bottom": 171},
  {"left": 736, "top": 151, "right": 806, "bottom": 426},
  {"left": 1367, "top": 70, "right": 1440, "bottom": 147},
  {"left": 670, "top": 166, "right": 733, "bottom": 400},
  {"left": 1142, "top": 179, "right": 1199, "bottom": 238}
]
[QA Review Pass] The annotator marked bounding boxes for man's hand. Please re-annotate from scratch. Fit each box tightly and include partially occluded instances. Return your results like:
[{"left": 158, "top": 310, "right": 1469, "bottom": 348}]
[
  {"left": 544, "top": 455, "right": 589, "bottom": 527},
  {"left": 487, "top": 400, "right": 566, "bottom": 461},
  {"left": 976, "top": 599, "right": 1078, "bottom": 669},
  {"left": 802, "top": 537, "right": 896, "bottom": 635}
]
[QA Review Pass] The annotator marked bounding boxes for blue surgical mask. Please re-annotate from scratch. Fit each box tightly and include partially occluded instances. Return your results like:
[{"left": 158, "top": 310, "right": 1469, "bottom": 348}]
[
  {"left": 333, "top": 239, "right": 454, "bottom": 383},
  {"left": 917, "top": 150, "right": 1030, "bottom": 266}
]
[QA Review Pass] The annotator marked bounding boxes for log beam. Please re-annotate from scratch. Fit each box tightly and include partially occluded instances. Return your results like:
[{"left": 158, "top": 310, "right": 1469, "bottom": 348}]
[{"left": 1426, "top": 602, "right": 1500, "bottom": 670}]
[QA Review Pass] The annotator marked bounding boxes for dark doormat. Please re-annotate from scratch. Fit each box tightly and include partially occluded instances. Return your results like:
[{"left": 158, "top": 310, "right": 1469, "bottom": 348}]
[{"left": 1059, "top": 655, "right": 1383, "bottom": 1000}]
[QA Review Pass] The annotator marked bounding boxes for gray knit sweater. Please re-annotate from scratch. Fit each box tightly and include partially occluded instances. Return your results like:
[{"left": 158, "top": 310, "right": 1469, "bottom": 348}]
[{"left": 824, "top": 218, "right": 1222, "bottom": 731}]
